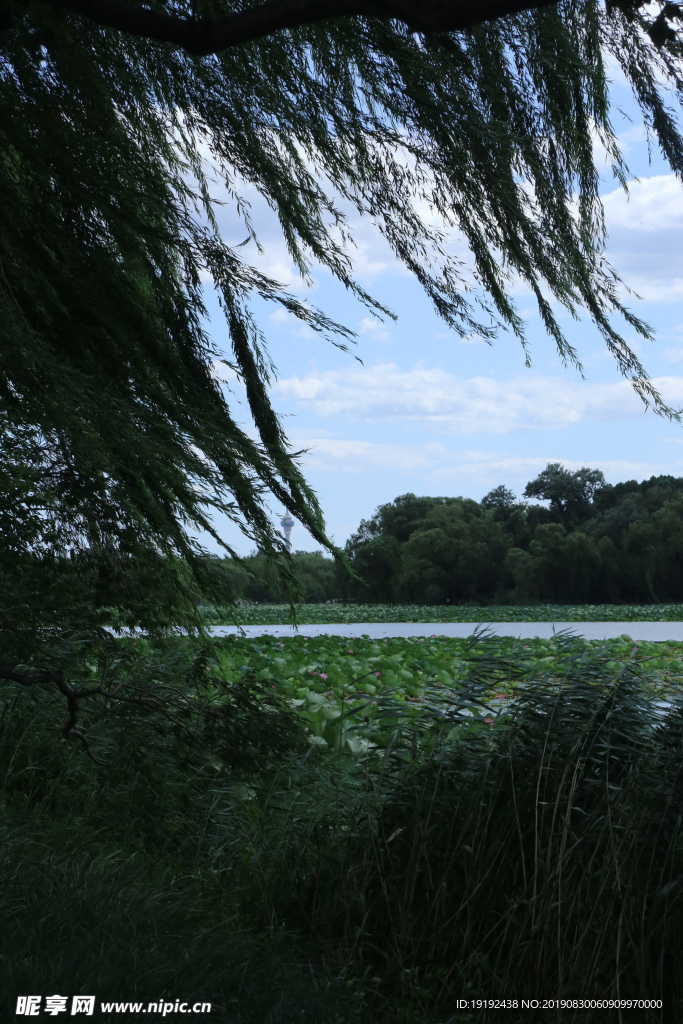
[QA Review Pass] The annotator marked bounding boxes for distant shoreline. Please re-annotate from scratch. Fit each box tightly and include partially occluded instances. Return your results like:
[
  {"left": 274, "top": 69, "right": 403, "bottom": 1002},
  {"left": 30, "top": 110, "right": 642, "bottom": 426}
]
[{"left": 200, "top": 602, "right": 683, "bottom": 626}]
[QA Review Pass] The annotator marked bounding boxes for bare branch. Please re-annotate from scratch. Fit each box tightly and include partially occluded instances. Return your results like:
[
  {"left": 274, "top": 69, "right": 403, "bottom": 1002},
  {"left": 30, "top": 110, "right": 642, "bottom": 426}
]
[
  {"left": 30, "top": 0, "right": 561, "bottom": 56},
  {"left": 73, "top": 684, "right": 106, "bottom": 700},
  {"left": 1, "top": 661, "right": 171, "bottom": 754},
  {"left": 53, "top": 669, "right": 80, "bottom": 737},
  {"left": 66, "top": 726, "right": 106, "bottom": 764},
  {"left": 0, "top": 662, "right": 105, "bottom": 752},
  {"left": 0, "top": 664, "right": 64, "bottom": 687}
]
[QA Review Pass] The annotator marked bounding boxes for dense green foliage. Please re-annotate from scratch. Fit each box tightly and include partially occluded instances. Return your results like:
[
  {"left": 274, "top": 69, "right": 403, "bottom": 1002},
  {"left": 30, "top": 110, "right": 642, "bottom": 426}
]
[
  {"left": 2, "top": 633, "right": 682, "bottom": 1021},
  {"left": 336, "top": 465, "right": 683, "bottom": 606},
  {"left": 200, "top": 549, "right": 340, "bottom": 609},
  {"left": 0, "top": 412, "right": 214, "bottom": 638}
]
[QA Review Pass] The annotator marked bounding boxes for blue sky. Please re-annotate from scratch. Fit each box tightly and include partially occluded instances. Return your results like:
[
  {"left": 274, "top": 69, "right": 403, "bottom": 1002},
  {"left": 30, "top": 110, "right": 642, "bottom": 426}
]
[{"left": 198, "top": 60, "right": 683, "bottom": 555}]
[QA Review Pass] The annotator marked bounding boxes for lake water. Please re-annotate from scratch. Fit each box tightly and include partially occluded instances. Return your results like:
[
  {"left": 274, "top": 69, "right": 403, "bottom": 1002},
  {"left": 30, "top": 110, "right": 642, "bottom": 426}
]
[{"left": 208, "top": 621, "right": 683, "bottom": 642}]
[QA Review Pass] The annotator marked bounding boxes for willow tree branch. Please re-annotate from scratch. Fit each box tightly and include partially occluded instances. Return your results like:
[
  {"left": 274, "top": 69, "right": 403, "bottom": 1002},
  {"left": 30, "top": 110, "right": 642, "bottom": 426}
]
[{"left": 29, "top": 0, "right": 561, "bottom": 55}]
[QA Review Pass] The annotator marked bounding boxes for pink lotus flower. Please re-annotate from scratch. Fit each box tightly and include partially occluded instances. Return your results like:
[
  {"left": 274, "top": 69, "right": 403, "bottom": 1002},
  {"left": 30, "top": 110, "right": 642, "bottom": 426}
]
[
  {"left": 312, "top": 670, "right": 318, "bottom": 675},
  {"left": 484, "top": 717, "right": 494, "bottom": 725},
  {"left": 320, "top": 673, "right": 328, "bottom": 680},
  {"left": 496, "top": 693, "right": 505, "bottom": 700},
  {"left": 374, "top": 671, "right": 381, "bottom": 678},
  {"left": 348, "top": 649, "right": 353, "bottom": 654}
]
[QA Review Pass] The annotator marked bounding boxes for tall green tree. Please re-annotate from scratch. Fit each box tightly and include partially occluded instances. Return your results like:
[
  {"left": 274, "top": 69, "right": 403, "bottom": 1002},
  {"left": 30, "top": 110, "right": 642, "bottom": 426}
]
[
  {"left": 524, "top": 462, "right": 607, "bottom": 527},
  {"left": 343, "top": 466, "right": 683, "bottom": 605},
  {"left": 343, "top": 494, "right": 449, "bottom": 601},
  {"left": 397, "top": 499, "right": 509, "bottom": 604},
  {"left": 4, "top": 0, "right": 683, "bottom": 631}
]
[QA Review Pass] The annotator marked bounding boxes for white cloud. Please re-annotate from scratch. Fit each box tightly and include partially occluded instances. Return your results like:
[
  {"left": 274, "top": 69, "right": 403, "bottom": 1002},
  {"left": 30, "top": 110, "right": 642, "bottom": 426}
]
[
  {"left": 358, "top": 317, "right": 391, "bottom": 341},
  {"left": 272, "top": 363, "right": 683, "bottom": 435},
  {"left": 603, "top": 174, "right": 683, "bottom": 233},
  {"left": 269, "top": 308, "right": 290, "bottom": 326},
  {"left": 616, "top": 123, "right": 648, "bottom": 154},
  {"left": 210, "top": 360, "right": 239, "bottom": 384},
  {"left": 288, "top": 437, "right": 449, "bottom": 472},
  {"left": 601, "top": 174, "right": 683, "bottom": 301},
  {"left": 275, "top": 436, "right": 678, "bottom": 497},
  {"left": 336, "top": 218, "right": 406, "bottom": 282},
  {"left": 433, "top": 453, "right": 675, "bottom": 484},
  {"left": 268, "top": 306, "right": 317, "bottom": 338}
]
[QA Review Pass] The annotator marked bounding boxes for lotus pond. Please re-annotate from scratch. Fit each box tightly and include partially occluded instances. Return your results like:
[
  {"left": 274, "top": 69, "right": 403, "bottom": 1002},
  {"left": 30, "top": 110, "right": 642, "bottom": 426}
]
[
  {"left": 204, "top": 632, "right": 683, "bottom": 760},
  {"left": 205, "top": 602, "right": 683, "bottom": 625}
]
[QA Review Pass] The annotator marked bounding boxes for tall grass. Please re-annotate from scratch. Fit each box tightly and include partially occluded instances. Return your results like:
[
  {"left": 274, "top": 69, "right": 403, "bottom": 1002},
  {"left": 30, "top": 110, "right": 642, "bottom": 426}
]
[
  {"left": 1, "top": 637, "right": 681, "bottom": 1022},
  {"left": 0, "top": 648, "right": 360, "bottom": 1023}
]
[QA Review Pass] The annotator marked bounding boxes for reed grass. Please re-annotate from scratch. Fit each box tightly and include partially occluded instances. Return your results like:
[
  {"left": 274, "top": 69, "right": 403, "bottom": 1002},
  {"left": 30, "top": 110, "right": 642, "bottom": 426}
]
[{"left": 1, "top": 636, "right": 681, "bottom": 1022}]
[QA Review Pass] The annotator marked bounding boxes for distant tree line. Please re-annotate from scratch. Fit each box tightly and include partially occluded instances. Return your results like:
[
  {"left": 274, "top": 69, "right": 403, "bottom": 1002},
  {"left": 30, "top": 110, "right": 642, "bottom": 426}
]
[
  {"left": 208, "top": 464, "right": 683, "bottom": 606},
  {"left": 25, "top": 463, "right": 681, "bottom": 617},
  {"left": 205, "top": 550, "right": 339, "bottom": 607},
  {"left": 340, "top": 465, "right": 683, "bottom": 605}
]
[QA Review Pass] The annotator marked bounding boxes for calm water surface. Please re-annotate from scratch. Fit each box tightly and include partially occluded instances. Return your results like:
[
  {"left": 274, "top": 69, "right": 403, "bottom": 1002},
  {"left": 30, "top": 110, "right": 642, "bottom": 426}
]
[{"left": 209, "top": 622, "right": 683, "bottom": 642}]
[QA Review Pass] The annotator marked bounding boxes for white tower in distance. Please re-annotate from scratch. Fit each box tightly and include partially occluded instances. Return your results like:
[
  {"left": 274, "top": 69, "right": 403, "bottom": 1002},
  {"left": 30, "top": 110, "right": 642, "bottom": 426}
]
[{"left": 280, "top": 512, "right": 294, "bottom": 552}]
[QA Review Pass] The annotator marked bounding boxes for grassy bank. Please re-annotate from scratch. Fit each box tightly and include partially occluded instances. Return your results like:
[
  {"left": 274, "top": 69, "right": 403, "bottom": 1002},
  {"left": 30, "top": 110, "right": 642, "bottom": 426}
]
[
  {"left": 1, "top": 634, "right": 682, "bottom": 1021},
  {"left": 202, "top": 602, "right": 683, "bottom": 625}
]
